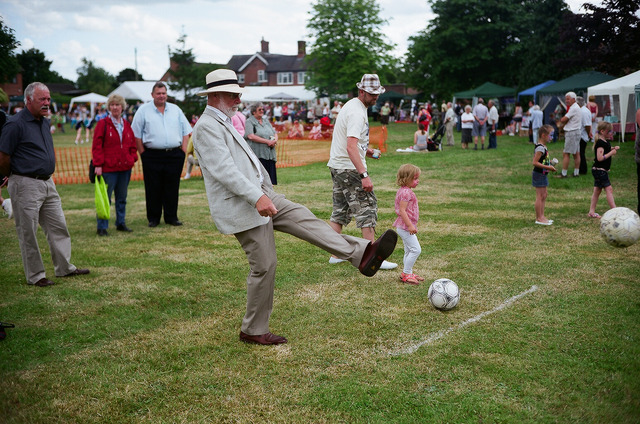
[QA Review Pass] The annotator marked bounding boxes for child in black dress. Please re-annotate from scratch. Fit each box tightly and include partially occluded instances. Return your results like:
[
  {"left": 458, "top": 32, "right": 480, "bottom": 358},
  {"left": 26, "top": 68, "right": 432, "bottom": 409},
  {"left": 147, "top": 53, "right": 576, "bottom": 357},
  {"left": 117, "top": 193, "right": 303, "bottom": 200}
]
[{"left": 588, "top": 121, "right": 620, "bottom": 218}]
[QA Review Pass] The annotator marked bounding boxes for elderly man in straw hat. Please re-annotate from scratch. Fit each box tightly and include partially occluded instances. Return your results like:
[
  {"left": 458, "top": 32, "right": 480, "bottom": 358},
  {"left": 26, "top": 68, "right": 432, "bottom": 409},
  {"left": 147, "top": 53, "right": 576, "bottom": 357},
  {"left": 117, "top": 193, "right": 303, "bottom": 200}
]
[
  {"left": 326, "top": 74, "right": 397, "bottom": 270},
  {"left": 192, "top": 69, "right": 397, "bottom": 345}
]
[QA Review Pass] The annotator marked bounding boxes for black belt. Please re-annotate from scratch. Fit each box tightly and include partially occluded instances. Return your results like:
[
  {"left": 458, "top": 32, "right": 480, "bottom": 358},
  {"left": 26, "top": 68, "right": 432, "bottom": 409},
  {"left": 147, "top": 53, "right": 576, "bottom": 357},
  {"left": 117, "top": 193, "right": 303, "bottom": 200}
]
[
  {"left": 12, "top": 172, "right": 51, "bottom": 180},
  {"left": 147, "top": 147, "right": 182, "bottom": 152}
]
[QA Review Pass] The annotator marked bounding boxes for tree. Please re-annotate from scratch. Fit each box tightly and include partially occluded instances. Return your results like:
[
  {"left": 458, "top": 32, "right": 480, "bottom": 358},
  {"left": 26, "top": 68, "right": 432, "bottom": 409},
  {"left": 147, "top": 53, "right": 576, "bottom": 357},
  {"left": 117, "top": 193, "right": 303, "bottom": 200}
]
[
  {"left": 117, "top": 68, "right": 144, "bottom": 84},
  {"left": 516, "top": 0, "right": 568, "bottom": 86},
  {"left": 405, "top": 0, "right": 568, "bottom": 99},
  {"left": 557, "top": 0, "right": 640, "bottom": 76},
  {"left": 0, "top": 19, "right": 20, "bottom": 84},
  {"left": 167, "top": 33, "right": 222, "bottom": 118},
  {"left": 305, "top": 0, "right": 399, "bottom": 96},
  {"left": 76, "top": 58, "right": 117, "bottom": 94},
  {"left": 167, "top": 34, "right": 203, "bottom": 99},
  {"left": 17, "top": 48, "right": 71, "bottom": 89}
]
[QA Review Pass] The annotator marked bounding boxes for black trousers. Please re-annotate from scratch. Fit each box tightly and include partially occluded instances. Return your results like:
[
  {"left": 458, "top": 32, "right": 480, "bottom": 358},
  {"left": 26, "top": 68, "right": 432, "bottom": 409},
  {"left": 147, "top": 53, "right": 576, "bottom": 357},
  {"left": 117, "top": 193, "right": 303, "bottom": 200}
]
[
  {"left": 140, "top": 148, "right": 185, "bottom": 223},
  {"left": 579, "top": 139, "right": 589, "bottom": 175}
]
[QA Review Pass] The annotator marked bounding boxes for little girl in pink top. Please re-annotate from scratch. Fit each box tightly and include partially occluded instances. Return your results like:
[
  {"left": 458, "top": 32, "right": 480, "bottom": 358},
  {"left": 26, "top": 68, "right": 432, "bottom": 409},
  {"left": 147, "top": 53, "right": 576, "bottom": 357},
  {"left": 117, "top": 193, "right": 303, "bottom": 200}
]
[{"left": 393, "top": 164, "right": 424, "bottom": 285}]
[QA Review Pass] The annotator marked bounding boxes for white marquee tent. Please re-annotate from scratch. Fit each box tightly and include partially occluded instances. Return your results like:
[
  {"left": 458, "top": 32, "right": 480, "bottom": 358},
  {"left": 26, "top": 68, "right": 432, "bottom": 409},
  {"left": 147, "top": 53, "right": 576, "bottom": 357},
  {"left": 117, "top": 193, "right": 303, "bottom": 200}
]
[
  {"left": 108, "top": 81, "right": 185, "bottom": 102},
  {"left": 239, "top": 85, "right": 316, "bottom": 103},
  {"left": 68, "top": 92, "right": 108, "bottom": 118},
  {"left": 588, "top": 70, "right": 640, "bottom": 140}
]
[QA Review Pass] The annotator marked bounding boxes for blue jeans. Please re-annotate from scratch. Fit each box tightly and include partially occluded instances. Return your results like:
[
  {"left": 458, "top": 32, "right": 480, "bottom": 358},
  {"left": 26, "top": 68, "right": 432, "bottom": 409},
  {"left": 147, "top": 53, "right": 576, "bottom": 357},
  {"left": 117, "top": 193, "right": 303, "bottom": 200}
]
[{"left": 97, "top": 170, "right": 132, "bottom": 230}]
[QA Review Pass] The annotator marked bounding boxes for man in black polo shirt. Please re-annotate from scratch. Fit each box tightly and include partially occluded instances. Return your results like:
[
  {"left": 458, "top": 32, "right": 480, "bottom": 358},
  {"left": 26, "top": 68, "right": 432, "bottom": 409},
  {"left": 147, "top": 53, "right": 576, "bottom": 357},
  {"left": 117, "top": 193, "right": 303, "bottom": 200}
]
[{"left": 0, "top": 82, "right": 89, "bottom": 287}]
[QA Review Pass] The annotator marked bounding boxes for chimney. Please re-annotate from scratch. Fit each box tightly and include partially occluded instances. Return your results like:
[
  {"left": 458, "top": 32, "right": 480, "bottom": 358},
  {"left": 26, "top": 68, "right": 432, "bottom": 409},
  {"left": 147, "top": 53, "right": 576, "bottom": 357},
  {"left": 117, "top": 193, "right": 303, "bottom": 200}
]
[
  {"left": 261, "top": 38, "right": 269, "bottom": 54},
  {"left": 297, "top": 40, "right": 306, "bottom": 58}
]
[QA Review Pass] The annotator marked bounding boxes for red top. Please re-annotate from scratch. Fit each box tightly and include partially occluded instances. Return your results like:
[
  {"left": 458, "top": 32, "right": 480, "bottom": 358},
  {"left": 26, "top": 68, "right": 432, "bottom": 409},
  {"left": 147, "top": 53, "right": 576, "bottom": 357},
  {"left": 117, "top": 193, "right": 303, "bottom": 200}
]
[{"left": 92, "top": 117, "right": 138, "bottom": 173}]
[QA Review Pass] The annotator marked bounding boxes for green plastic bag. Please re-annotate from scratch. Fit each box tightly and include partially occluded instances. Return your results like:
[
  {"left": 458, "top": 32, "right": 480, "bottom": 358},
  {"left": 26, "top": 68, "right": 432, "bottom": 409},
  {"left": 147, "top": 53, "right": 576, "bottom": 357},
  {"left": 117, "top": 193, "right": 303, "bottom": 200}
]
[{"left": 95, "top": 176, "right": 110, "bottom": 220}]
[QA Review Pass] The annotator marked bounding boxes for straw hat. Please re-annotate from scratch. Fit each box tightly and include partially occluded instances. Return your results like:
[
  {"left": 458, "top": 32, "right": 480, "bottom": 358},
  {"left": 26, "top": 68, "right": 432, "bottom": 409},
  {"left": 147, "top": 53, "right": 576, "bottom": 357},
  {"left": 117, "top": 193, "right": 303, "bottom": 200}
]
[{"left": 197, "top": 69, "right": 244, "bottom": 96}]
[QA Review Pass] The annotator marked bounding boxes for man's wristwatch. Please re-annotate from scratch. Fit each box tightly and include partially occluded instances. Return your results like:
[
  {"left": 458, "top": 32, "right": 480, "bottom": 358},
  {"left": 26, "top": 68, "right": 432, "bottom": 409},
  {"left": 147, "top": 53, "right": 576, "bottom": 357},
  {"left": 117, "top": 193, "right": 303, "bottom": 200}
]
[{"left": 359, "top": 171, "right": 369, "bottom": 179}]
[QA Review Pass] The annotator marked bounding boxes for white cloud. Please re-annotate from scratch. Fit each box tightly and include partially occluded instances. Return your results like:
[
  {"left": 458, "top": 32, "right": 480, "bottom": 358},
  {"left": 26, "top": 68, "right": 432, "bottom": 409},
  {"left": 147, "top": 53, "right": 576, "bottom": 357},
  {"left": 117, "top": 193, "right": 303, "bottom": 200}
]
[{"left": 2, "top": 0, "right": 604, "bottom": 83}]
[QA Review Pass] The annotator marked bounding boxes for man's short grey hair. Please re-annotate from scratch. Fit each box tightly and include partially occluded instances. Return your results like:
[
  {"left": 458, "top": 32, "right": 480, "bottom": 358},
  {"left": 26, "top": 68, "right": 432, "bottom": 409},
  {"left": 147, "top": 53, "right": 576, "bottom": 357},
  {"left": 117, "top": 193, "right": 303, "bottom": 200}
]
[
  {"left": 566, "top": 91, "right": 577, "bottom": 100},
  {"left": 576, "top": 96, "right": 585, "bottom": 107},
  {"left": 24, "top": 82, "right": 49, "bottom": 101}
]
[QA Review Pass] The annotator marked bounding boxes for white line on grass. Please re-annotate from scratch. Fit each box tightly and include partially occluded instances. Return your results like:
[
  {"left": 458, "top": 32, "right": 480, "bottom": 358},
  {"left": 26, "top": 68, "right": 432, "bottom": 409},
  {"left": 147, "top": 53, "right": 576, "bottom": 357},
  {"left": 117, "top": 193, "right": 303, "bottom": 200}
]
[{"left": 388, "top": 285, "right": 539, "bottom": 356}]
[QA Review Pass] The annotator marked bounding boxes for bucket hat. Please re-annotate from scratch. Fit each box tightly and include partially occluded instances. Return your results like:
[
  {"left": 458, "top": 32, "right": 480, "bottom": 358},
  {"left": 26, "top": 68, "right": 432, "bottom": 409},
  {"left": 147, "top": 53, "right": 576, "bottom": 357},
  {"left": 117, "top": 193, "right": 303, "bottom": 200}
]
[{"left": 356, "top": 74, "right": 385, "bottom": 95}]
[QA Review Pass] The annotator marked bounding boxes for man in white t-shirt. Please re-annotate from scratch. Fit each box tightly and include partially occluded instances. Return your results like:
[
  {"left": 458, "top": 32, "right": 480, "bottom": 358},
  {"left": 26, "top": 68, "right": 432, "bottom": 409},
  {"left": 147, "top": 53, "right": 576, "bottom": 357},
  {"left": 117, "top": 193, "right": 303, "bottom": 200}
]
[
  {"left": 487, "top": 99, "right": 499, "bottom": 149},
  {"left": 327, "top": 74, "right": 397, "bottom": 270},
  {"left": 330, "top": 100, "right": 342, "bottom": 123},
  {"left": 577, "top": 96, "right": 592, "bottom": 175},
  {"left": 557, "top": 92, "right": 581, "bottom": 178}
]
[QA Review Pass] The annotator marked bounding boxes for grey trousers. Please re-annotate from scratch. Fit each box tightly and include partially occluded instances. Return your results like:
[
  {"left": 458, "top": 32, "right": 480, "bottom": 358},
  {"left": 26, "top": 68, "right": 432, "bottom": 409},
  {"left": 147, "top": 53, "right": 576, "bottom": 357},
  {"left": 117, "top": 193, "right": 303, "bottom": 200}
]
[
  {"left": 234, "top": 186, "right": 370, "bottom": 335},
  {"left": 8, "top": 175, "right": 77, "bottom": 284}
]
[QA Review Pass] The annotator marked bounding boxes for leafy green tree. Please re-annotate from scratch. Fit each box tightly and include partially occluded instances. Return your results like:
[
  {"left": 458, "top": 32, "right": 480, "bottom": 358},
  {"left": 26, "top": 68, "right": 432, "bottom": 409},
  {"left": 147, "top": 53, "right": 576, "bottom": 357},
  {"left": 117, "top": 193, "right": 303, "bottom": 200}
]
[
  {"left": 405, "top": 0, "right": 568, "bottom": 99},
  {"left": 0, "top": 19, "right": 20, "bottom": 84},
  {"left": 557, "top": 0, "right": 640, "bottom": 76},
  {"left": 117, "top": 68, "right": 144, "bottom": 84},
  {"left": 76, "top": 58, "right": 117, "bottom": 94},
  {"left": 168, "top": 33, "right": 223, "bottom": 117},
  {"left": 516, "top": 0, "right": 568, "bottom": 86},
  {"left": 168, "top": 34, "right": 203, "bottom": 99},
  {"left": 17, "top": 48, "right": 71, "bottom": 89},
  {"left": 305, "top": 0, "right": 398, "bottom": 96}
]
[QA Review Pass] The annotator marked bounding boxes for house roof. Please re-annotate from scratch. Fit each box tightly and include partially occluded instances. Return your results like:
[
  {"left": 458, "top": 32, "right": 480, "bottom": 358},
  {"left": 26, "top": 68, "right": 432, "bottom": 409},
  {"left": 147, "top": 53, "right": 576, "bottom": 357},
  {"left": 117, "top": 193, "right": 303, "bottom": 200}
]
[{"left": 227, "top": 53, "right": 308, "bottom": 73}]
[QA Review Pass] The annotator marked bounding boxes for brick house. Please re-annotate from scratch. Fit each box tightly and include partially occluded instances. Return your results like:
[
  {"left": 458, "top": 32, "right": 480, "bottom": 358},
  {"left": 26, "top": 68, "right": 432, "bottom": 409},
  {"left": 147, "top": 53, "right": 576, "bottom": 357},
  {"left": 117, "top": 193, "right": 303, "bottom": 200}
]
[
  {"left": 0, "top": 72, "right": 23, "bottom": 108},
  {"left": 226, "top": 38, "right": 309, "bottom": 87}
]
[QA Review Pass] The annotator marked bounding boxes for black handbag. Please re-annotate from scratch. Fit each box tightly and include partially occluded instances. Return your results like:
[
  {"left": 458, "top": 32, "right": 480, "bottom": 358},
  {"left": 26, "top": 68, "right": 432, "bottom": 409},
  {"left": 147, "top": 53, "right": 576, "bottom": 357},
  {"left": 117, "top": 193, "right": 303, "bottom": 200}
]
[
  {"left": 88, "top": 161, "right": 96, "bottom": 183},
  {"left": 89, "top": 118, "right": 108, "bottom": 183}
]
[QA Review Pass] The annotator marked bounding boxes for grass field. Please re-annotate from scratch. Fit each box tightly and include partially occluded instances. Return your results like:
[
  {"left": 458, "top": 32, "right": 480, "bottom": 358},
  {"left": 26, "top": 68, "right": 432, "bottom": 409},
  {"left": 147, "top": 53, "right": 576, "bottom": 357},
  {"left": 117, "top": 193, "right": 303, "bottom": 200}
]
[{"left": 1, "top": 122, "right": 639, "bottom": 423}]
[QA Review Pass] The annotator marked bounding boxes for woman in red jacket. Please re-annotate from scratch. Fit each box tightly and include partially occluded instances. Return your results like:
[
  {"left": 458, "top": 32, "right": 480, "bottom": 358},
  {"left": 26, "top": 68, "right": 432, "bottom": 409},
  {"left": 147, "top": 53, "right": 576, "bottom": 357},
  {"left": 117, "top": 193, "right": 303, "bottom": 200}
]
[{"left": 92, "top": 94, "right": 138, "bottom": 236}]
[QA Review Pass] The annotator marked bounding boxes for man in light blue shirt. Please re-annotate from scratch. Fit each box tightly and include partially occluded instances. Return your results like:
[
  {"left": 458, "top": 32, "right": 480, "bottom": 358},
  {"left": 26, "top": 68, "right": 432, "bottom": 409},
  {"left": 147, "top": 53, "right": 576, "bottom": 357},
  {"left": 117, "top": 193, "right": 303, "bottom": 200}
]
[
  {"left": 131, "top": 82, "right": 191, "bottom": 227},
  {"left": 531, "top": 105, "right": 544, "bottom": 144}
]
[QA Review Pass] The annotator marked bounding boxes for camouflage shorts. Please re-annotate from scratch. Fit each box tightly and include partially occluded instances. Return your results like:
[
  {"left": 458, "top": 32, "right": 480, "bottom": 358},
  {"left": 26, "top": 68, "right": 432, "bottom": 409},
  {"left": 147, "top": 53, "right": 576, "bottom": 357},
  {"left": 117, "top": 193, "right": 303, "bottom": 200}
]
[{"left": 329, "top": 168, "right": 377, "bottom": 228}]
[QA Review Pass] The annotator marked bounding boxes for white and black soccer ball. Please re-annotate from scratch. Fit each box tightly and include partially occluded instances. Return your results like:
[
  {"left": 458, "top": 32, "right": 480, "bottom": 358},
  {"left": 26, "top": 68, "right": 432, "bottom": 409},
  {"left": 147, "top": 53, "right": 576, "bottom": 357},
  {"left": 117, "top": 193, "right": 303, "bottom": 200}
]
[
  {"left": 428, "top": 278, "right": 460, "bottom": 311},
  {"left": 600, "top": 207, "right": 640, "bottom": 248}
]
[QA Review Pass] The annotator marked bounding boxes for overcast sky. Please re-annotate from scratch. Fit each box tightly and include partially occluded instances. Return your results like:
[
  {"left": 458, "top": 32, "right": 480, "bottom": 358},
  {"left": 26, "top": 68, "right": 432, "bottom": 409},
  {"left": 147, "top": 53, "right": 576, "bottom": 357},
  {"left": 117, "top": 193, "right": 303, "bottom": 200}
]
[{"left": 1, "top": 0, "right": 597, "bottom": 83}]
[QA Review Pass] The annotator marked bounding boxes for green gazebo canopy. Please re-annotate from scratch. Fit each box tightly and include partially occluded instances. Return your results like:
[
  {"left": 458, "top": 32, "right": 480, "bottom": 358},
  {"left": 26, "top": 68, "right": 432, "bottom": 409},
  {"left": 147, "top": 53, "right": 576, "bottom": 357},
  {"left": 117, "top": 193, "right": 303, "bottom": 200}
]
[
  {"left": 537, "top": 71, "right": 614, "bottom": 96},
  {"left": 454, "top": 82, "right": 516, "bottom": 99}
]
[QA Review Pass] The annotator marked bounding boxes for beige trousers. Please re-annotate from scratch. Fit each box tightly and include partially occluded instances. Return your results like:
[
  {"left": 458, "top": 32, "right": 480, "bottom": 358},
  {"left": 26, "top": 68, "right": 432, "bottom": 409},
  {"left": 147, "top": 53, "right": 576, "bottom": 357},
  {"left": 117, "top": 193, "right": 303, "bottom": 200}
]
[
  {"left": 8, "top": 175, "right": 76, "bottom": 284},
  {"left": 234, "top": 186, "right": 369, "bottom": 335},
  {"left": 445, "top": 121, "right": 455, "bottom": 146}
]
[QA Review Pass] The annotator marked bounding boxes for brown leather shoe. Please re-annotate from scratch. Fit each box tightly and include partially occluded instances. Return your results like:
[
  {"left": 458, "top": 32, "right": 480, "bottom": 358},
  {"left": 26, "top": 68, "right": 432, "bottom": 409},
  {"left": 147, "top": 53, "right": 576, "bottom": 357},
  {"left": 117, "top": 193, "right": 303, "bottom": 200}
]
[
  {"left": 62, "top": 268, "right": 90, "bottom": 277},
  {"left": 359, "top": 229, "right": 398, "bottom": 277},
  {"left": 34, "top": 278, "right": 55, "bottom": 287},
  {"left": 239, "top": 331, "right": 287, "bottom": 345}
]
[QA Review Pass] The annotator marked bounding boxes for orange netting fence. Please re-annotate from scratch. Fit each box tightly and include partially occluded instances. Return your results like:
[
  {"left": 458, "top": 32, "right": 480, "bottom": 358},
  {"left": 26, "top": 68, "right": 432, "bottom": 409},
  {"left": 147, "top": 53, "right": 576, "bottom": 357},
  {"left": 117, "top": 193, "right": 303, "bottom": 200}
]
[{"left": 51, "top": 127, "right": 387, "bottom": 185}]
